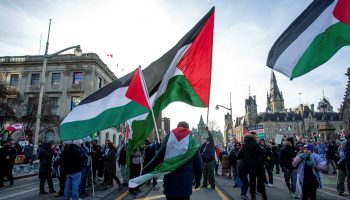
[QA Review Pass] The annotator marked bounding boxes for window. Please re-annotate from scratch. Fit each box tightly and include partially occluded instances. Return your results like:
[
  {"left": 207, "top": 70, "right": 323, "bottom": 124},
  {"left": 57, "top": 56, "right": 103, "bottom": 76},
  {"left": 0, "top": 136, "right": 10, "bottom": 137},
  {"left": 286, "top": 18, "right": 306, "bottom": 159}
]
[
  {"left": 27, "top": 97, "right": 37, "bottom": 115},
  {"left": 31, "top": 73, "right": 40, "bottom": 86},
  {"left": 49, "top": 97, "right": 59, "bottom": 115},
  {"left": 97, "top": 77, "right": 102, "bottom": 89},
  {"left": 73, "top": 72, "right": 83, "bottom": 85},
  {"left": 51, "top": 73, "right": 61, "bottom": 86},
  {"left": 71, "top": 96, "right": 81, "bottom": 110},
  {"left": 10, "top": 74, "right": 19, "bottom": 86}
]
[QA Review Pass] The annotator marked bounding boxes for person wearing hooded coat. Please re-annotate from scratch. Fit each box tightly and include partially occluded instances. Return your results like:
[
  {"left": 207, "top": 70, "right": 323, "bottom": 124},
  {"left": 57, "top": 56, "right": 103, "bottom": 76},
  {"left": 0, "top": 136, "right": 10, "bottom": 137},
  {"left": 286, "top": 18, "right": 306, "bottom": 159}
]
[
  {"left": 38, "top": 142, "right": 55, "bottom": 194},
  {"left": 237, "top": 132, "right": 267, "bottom": 200}
]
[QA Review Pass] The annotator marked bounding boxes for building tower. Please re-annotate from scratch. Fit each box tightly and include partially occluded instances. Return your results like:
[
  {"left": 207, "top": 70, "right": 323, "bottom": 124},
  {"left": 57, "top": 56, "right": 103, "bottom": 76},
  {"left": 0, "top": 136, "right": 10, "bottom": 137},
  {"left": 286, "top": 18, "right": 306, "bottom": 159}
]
[
  {"left": 245, "top": 93, "right": 258, "bottom": 127},
  {"left": 266, "top": 71, "right": 285, "bottom": 113},
  {"left": 340, "top": 68, "right": 350, "bottom": 131}
]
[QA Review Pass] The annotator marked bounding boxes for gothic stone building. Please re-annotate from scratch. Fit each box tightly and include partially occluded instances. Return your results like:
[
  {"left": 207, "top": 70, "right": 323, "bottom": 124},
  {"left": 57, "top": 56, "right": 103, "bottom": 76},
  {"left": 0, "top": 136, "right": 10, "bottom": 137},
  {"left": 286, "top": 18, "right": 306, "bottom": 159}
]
[
  {"left": 233, "top": 71, "right": 344, "bottom": 142},
  {"left": 192, "top": 116, "right": 224, "bottom": 146}
]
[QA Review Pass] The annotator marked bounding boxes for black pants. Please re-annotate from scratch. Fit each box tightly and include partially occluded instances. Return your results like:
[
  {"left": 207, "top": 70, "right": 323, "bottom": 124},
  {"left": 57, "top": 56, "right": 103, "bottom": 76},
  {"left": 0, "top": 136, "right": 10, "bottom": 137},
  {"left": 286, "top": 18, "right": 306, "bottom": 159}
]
[
  {"left": 129, "top": 164, "right": 141, "bottom": 193},
  {"left": 302, "top": 184, "right": 317, "bottom": 200},
  {"left": 264, "top": 164, "right": 273, "bottom": 184},
  {"left": 39, "top": 172, "right": 54, "bottom": 192},
  {"left": 166, "top": 196, "right": 190, "bottom": 200},
  {"left": 274, "top": 160, "right": 280, "bottom": 173},
  {"left": 0, "top": 165, "right": 14, "bottom": 186},
  {"left": 58, "top": 172, "right": 66, "bottom": 195},
  {"left": 248, "top": 168, "right": 267, "bottom": 199}
]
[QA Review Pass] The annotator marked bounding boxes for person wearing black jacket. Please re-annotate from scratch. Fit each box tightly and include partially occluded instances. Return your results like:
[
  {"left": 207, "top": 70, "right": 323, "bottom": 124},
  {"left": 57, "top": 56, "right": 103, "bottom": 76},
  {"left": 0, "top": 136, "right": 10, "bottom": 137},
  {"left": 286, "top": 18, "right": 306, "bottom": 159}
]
[
  {"left": 237, "top": 132, "right": 267, "bottom": 200},
  {"left": 259, "top": 139, "right": 274, "bottom": 187},
  {"left": 38, "top": 142, "right": 55, "bottom": 194},
  {"left": 271, "top": 142, "right": 280, "bottom": 174},
  {"left": 142, "top": 121, "right": 203, "bottom": 200},
  {"left": 61, "top": 140, "right": 82, "bottom": 200},
  {"left": 345, "top": 133, "right": 350, "bottom": 194},
  {"left": 200, "top": 127, "right": 215, "bottom": 189},
  {"left": 0, "top": 139, "right": 17, "bottom": 187},
  {"left": 279, "top": 137, "right": 298, "bottom": 199}
]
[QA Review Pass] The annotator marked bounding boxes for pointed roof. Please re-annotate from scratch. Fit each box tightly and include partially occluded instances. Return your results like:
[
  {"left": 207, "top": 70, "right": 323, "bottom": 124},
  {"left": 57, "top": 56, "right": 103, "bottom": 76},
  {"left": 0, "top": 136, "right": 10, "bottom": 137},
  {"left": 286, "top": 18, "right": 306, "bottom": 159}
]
[
  {"left": 270, "top": 71, "right": 282, "bottom": 99},
  {"left": 199, "top": 115, "right": 205, "bottom": 125}
]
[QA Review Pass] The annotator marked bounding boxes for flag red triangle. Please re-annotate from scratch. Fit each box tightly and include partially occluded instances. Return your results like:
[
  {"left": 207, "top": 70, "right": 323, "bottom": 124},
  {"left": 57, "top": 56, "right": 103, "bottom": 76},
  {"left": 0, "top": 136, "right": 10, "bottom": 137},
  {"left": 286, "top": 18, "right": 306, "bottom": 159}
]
[
  {"left": 172, "top": 127, "right": 190, "bottom": 142},
  {"left": 176, "top": 10, "right": 214, "bottom": 107},
  {"left": 333, "top": 0, "right": 350, "bottom": 25},
  {"left": 125, "top": 68, "right": 151, "bottom": 110}
]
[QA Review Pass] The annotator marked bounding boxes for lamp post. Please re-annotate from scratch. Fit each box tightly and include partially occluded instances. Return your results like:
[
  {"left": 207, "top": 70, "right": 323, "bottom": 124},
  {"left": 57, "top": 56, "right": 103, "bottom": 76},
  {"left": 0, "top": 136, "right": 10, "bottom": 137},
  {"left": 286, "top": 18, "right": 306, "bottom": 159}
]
[
  {"left": 215, "top": 92, "right": 233, "bottom": 145},
  {"left": 33, "top": 19, "right": 82, "bottom": 156}
]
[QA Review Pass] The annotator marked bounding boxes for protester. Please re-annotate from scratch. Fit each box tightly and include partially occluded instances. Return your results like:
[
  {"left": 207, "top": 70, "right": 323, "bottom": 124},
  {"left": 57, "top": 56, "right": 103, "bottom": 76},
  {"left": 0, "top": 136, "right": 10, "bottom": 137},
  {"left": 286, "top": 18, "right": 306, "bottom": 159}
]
[
  {"left": 91, "top": 139, "right": 101, "bottom": 183},
  {"left": 326, "top": 141, "right": 337, "bottom": 174},
  {"left": 101, "top": 141, "right": 122, "bottom": 190},
  {"left": 38, "top": 142, "right": 55, "bottom": 194},
  {"left": 336, "top": 141, "right": 347, "bottom": 195},
  {"left": 200, "top": 127, "right": 216, "bottom": 189},
  {"left": 80, "top": 138, "right": 91, "bottom": 197},
  {"left": 279, "top": 137, "right": 298, "bottom": 199},
  {"left": 142, "top": 121, "right": 203, "bottom": 200},
  {"left": 55, "top": 142, "right": 68, "bottom": 197},
  {"left": 61, "top": 140, "right": 82, "bottom": 200},
  {"left": 129, "top": 147, "right": 144, "bottom": 195},
  {"left": 259, "top": 138, "right": 274, "bottom": 187},
  {"left": 237, "top": 132, "right": 267, "bottom": 200},
  {"left": 0, "top": 139, "right": 17, "bottom": 187},
  {"left": 292, "top": 143, "right": 327, "bottom": 200},
  {"left": 344, "top": 133, "right": 350, "bottom": 194},
  {"left": 117, "top": 140, "right": 128, "bottom": 186},
  {"left": 144, "top": 139, "right": 159, "bottom": 190},
  {"left": 271, "top": 141, "right": 280, "bottom": 174}
]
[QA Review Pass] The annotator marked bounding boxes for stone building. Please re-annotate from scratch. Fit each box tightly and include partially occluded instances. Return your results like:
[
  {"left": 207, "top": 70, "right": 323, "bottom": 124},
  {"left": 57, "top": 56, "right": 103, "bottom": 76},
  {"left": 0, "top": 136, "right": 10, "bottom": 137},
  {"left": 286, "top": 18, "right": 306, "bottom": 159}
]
[
  {"left": 192, "top": 115, "right": 224, "bottom": 146},
  {"left": 340, "top": 68, "right": 350, "bottom": 132},
  {"left": 233, "top": 71, "right": 344, "bottom": 142},
  {"left": 0, "top": 53, "right": 121, "bottom": 143}
]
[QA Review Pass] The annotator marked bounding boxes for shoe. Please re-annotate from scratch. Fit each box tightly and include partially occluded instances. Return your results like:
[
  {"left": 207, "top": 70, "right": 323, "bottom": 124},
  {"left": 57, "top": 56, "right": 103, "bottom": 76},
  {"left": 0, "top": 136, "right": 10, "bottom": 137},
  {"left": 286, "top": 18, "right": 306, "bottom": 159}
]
[
  {"left": 241, "top": 195, "right": 248, "bottom": 200},
  {"left": 54, "top": 193, "right": 63, "bottom": 197},
  {"left": 256, "top": 191, "right": 261, "bottom": 195},
  {"left": 333, "top": 171, "right": 337, "bottom": 174},
  {"left": 201, "top": 185, "right": 208, "bottom": 188},
  {"left": 267, "top": 183, "right": 274, "bottom": 187},
  {"left": 99, "top": 187, "right": 107, "bottom": 190},
  {"left": 10, "top": 181, "right": 14, "bottom": 186},
  {"left": 276, "top": 172, "right": 280, "bottom": 174},
  {"left": 338, "top": 193, "right": 343, "bottom": 196},
  {"left": 39, "top": 191, "right": 48, "bottom": 194},
  {"left": 209, "top": 185, "right": 215, "bottom": 190},
  {"left": 117, "top": 184, "right": 122, "bottom": 190},
  {"left": 153, "top": 185, "right": 160, "bottom": 191},
  {"left": 291, "top": 193, "right": 295, "bottom": 199},
  {"left": 135, "top": 188, "right": 142, "bottom": 193},
  {"left": 49, "top": 190, "right": 56, "bottom": 193},
  {"left": 122, "top": 182, "right": 128, "bottom": 186},
  {"left": 80, "top": 193, "right": 88, "bottom": 197}
]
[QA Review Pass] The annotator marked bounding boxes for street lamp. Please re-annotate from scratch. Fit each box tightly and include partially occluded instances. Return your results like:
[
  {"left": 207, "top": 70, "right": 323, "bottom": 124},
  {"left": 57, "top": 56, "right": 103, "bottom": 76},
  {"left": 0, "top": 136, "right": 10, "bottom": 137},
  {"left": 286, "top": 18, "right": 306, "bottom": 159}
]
[
  {"left": 33, "top": 19, "right": 83, "bottom": 156},
  {"left": 215, "top": 92, "right": 233, "bottom": 145}
]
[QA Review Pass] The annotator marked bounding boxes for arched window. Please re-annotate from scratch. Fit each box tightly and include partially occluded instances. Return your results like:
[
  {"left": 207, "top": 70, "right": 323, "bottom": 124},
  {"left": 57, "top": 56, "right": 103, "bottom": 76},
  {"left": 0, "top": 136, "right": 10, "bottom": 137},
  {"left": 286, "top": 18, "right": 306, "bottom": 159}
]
[
  {"left": 113, "top": 134, "right": 117, "bottom": 145},
  {"left": 105, "top": 132, "right": 110, "bottom": 142},
  {"left": 45, "top": 130, "right": 55, "bottom": 142}
]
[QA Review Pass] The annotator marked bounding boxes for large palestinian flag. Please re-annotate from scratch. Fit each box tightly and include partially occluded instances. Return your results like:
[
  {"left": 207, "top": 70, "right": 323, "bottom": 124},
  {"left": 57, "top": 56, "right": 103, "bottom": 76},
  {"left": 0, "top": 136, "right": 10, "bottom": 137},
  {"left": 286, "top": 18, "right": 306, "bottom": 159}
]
[
  {"left": 126, "top": 7, "right": 214, "bottom": 174},
  {"left": 267, "top": 0, "right": 350, "bottom": 80},
  {"left": 129, "top": 127, "right": 198, "bottom": 188}
]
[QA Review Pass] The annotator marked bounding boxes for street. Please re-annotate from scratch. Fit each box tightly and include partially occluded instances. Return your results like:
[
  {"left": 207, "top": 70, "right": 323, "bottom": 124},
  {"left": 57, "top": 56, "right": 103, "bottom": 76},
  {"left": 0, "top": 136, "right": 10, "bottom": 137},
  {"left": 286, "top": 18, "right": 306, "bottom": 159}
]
[{"left": 0, "top": 171, "right": 348, "bottom": 200}]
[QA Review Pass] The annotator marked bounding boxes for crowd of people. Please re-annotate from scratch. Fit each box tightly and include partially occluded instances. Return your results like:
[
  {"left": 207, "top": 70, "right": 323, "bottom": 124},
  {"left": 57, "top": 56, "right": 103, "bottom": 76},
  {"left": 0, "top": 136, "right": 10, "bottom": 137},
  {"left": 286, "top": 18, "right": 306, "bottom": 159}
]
[{"left": 1, "top": 127, "right": 350, "bottom": 200}]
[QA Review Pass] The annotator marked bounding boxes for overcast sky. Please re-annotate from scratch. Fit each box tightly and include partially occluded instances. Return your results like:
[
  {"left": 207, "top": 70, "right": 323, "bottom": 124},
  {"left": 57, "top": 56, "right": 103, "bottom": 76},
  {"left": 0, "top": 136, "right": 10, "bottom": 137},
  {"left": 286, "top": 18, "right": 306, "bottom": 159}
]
[{"left": 1, "top": 0, "right": 349, "bottom": 131}]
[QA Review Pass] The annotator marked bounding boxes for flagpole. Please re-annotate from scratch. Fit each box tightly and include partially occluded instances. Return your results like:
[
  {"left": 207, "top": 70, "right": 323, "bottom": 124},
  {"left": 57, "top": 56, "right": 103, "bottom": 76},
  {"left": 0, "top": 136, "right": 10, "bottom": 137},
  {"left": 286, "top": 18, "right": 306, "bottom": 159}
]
[{"left": 138, "top": 66, "right": 160, "bottom": 143}]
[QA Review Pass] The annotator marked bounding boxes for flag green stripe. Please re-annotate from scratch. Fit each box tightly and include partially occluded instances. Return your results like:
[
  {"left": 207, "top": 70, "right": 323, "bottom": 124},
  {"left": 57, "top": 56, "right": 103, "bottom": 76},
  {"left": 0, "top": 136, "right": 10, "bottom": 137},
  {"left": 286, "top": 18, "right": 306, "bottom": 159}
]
[
  {"left": 292, "top": 22, "right": 350, "bottom": 79},
  {"left": 59, "top": 101, "right": 148, "bottom": 140},
  {"left": 127, "top": 75, "right": 205, "bottom": 153}
]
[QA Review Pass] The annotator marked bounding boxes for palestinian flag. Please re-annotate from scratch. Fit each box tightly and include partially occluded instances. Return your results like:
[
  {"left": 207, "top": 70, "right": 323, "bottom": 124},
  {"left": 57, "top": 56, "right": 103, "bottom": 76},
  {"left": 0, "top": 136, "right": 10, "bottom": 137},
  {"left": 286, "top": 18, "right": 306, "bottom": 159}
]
[
  {"left": 5, "top": 123, "right": 23, "bottom": 132},
  {"left": 126, "top": 7, "right": 214, "bottom": 175},
  {"left": 128, "top": 127, "right": 197, "bottom": 188},
  {"left": 267, "top": 0, "right": 350, "bottom": 80},
  {"left": 59, "top": 69, "right": 151, "bottom": 141}
]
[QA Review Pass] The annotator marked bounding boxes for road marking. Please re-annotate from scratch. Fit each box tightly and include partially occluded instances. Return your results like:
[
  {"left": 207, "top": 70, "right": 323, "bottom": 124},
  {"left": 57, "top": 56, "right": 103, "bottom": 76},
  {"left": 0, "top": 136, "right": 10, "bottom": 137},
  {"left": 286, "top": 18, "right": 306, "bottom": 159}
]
[
  {"left": 215, "top": 187, "right": 229, "bottom": 200},
  {"left": 135, "top": 194, "right": 165, "bottom": 200},
  {"left": 0, "top": 182, "right": 58, "bottom": 200},
  {"left": 0, "top": 181, "right": 39, "bottom": 192},
  {"left": 115, "top": 190, "right": 129, "bottom": 200}
]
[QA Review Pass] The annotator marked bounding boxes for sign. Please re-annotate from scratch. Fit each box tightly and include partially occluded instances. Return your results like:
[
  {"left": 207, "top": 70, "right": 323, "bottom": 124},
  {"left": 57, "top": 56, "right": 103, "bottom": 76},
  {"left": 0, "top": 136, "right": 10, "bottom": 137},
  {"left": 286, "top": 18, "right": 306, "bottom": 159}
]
[
  {"left": 275, "top": 134, "right": 283, "bottom": 145},
  {"left": 247, "top": 125, "right": 265, "bottom": 139}
]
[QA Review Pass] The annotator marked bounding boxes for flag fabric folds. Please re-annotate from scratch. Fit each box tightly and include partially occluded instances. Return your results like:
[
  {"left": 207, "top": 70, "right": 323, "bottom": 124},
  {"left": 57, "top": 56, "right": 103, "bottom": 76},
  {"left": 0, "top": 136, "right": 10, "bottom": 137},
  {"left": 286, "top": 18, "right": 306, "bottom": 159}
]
[
  {"left": 128, "top": 127, "right": 198, "bottom": 188},
  {"left": 125, "top": 67, "right": 151, "bottom": 110},
  {"left": 126, "top": 7, "right": 214, "bottom": 176},
  {"left": 267, "top": 0, "right": 350, "bottom": 80}
]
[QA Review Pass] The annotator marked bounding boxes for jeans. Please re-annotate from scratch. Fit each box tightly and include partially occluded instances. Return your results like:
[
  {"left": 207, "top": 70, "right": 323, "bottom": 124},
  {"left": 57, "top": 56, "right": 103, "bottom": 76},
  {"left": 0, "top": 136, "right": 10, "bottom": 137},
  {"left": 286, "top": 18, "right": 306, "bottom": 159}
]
[
  {"left": 203, "top": 160, "right": 215, "bottom": 187},
  {"left": 239, "top": 172, "right": 249, "bottom": 196},
  {"left": 283, "top": 168, "right": 297, "bottom": 193},
  {"left": 120, "top": 165, "right": 128, "bottom": 184},
  {"left": 80, "top": 166, "right": 90, "bottom": 193},
  {"left": 64, "top": 172, "right": 81, "bottom": 200}
]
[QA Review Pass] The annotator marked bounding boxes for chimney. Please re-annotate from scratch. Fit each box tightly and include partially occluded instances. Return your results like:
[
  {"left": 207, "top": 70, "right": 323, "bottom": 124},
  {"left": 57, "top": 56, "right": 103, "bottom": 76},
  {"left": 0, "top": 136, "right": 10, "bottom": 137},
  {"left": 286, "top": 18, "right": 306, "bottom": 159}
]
[{"left": 310, "top": 104, "right": 314, "bottom": 112}]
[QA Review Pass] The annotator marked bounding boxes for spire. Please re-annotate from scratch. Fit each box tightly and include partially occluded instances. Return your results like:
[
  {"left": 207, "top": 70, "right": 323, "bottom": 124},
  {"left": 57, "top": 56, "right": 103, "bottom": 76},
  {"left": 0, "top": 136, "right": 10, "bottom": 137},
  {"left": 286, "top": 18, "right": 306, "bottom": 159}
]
[
  {"left": 270, "top": 71, "right": 281, "bottom": 98},
  {"left": 199, "top": 115, "right": 205, "bottom": 125}
]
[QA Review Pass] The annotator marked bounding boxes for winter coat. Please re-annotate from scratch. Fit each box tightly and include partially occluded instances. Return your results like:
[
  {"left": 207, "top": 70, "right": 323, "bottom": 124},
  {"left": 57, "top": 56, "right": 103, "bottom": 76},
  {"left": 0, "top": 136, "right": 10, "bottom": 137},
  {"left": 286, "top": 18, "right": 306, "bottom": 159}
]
[
  {"left": 200, "top": 131, "right": 215, "bottom": 162},
  {"left": 292, "top": 152, "right": 327, "bottom": 189},
  {"left": 237, "top": 134, "right": 264, "bottom": 172},
  {"left": 38, "top": 144, "right": 53, "bottom": 173},
  {"left": 61, "top": 144, "right": 82, "bottom": 174},
  {"left": 279, "top": 145, "right": 298, "bottom": 170},
  {"left": 104, "top": 147, "right": 117, "bottom": 176}
]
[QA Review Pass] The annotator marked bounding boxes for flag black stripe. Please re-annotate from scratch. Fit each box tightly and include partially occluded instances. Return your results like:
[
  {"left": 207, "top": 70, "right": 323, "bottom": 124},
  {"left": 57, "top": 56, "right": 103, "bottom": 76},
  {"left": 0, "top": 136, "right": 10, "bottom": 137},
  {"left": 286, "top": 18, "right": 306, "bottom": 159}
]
[
  {"left": 266, "top": 0, "right": 334, "bottom": 68},
  {"left": 80, "top": 7, "right": 215, "bottom": 105}
]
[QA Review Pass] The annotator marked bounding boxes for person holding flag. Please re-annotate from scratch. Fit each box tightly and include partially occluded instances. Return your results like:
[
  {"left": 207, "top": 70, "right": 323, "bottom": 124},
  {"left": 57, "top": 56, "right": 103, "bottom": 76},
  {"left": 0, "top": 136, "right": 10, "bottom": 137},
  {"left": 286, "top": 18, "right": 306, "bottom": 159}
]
[{"left": 139, "top": 121, "right": 203, "bottom": 200}]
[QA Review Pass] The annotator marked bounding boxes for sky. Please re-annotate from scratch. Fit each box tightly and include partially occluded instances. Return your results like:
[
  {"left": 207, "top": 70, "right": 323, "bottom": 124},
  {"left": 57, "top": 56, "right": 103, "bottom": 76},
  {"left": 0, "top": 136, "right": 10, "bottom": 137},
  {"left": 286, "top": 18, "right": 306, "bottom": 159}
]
[{"left": 0, "top": 0, "right": 349, "bottom": 132}]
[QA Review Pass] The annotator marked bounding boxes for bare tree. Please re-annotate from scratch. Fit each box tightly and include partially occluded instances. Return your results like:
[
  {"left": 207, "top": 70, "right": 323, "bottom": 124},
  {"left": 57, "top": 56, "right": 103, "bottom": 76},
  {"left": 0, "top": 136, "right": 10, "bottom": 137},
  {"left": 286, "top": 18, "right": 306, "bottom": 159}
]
[{"left": 208, "top": 120, "right": 220, "bottom": 131}]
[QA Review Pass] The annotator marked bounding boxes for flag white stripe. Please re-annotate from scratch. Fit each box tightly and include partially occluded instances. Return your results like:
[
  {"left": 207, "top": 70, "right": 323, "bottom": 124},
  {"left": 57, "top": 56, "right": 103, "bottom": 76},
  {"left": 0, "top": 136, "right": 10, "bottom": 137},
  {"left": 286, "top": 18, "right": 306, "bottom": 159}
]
[
  {"left": 164, "top": 132, "right": 189, "bottom": 160},
  {"left": 274, "top": 2, "right": 338, "bottom": 77},
  {"left": 62, "top": 87, "right": 131, "bottom": 124}
]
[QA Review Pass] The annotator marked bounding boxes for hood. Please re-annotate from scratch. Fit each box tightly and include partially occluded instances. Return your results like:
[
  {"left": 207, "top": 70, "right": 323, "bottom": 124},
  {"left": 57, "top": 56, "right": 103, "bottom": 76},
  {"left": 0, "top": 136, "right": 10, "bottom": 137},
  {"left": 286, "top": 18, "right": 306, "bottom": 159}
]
[{"left": 243, "top": 133, "right": 256, "bottom": 143}]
